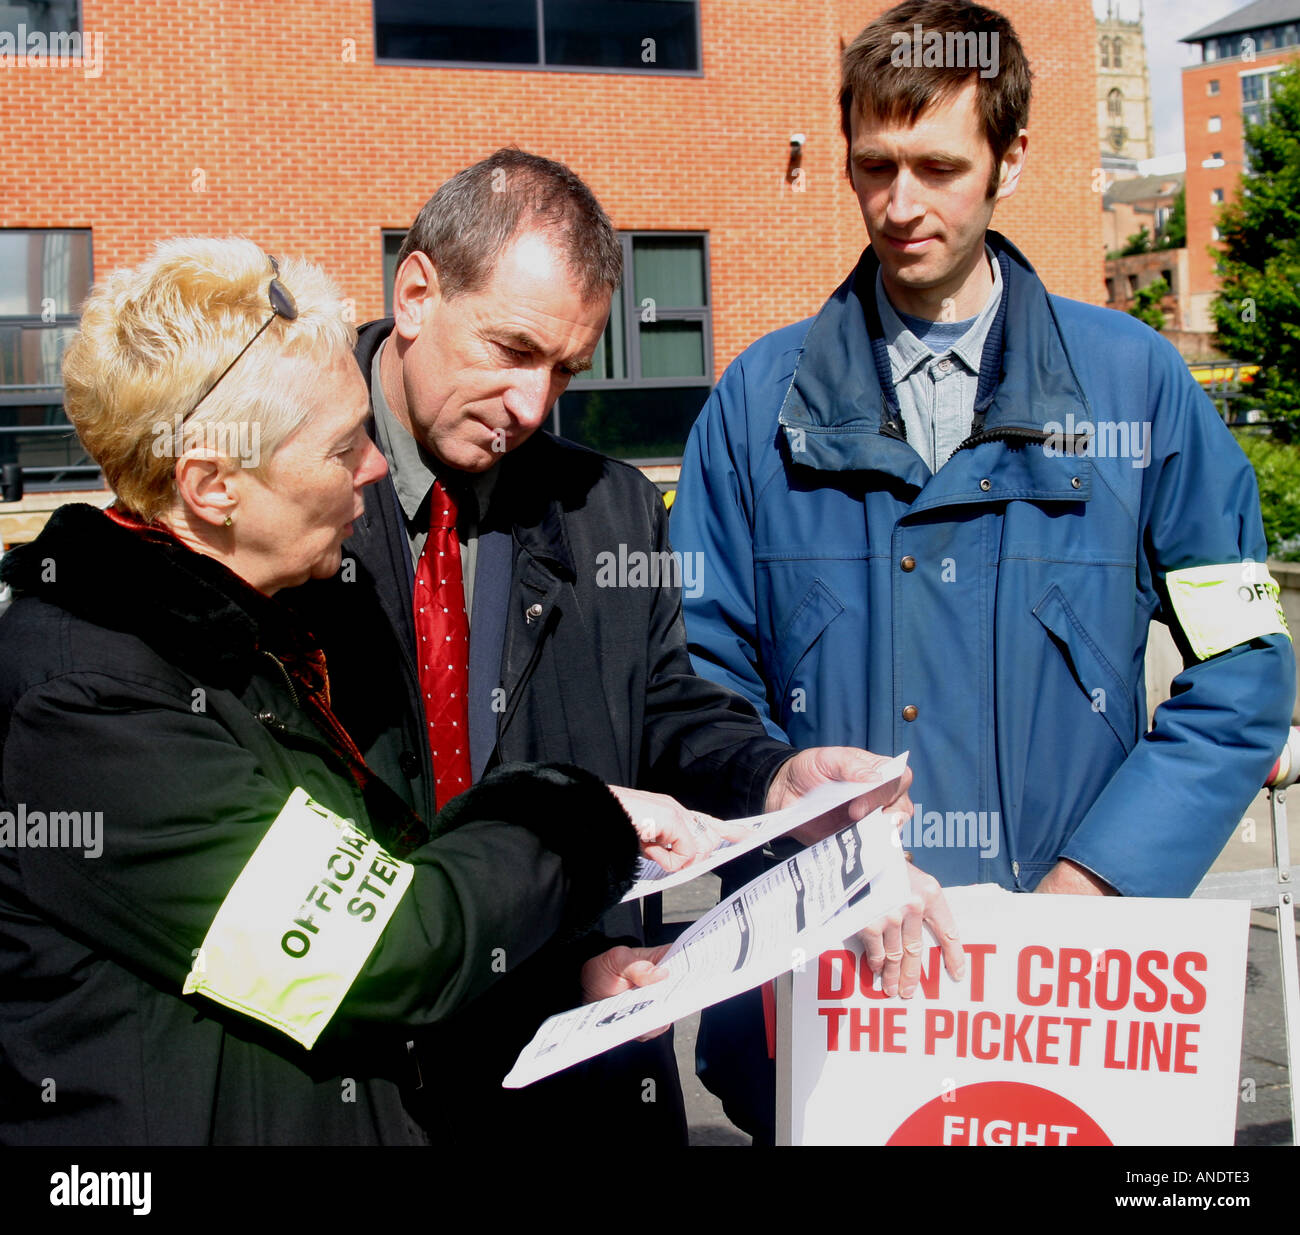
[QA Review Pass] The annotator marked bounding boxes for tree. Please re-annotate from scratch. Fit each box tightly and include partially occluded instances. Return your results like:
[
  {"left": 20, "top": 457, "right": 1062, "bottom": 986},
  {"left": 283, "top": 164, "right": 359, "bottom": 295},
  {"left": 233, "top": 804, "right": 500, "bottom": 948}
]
[
  {"left": 1212, "top": 60, "right": 1300, "bottom": 426},
  {"left": 1128, "top": 278, "right": 1169, "bottom": 331},
  {"left": 1121, "top": 225, "right": 1152, "bottom": 256},
  {"left": 1158, "top": 186, "right": 1186, "bottom": 250}
]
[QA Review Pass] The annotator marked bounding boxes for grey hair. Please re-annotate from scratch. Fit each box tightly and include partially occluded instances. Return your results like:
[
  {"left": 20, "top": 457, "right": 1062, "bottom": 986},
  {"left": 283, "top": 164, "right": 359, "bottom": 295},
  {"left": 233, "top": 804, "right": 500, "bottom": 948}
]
[{"left": 397, "top": 148, "right": 622, "bottom": 300}]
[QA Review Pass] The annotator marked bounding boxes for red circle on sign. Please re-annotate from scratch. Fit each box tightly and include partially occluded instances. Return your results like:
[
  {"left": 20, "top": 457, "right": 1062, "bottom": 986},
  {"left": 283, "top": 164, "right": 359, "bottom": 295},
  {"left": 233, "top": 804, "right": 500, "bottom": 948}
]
[{"left": 887, "top": 1081, "right": 1112, "bottom": 1145}]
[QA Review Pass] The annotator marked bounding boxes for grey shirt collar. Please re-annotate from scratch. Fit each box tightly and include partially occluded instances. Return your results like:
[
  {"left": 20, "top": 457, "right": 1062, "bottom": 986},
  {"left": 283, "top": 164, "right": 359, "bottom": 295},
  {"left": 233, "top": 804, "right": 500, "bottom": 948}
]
[{"left": 875, "top": 244, "right": 1003, "bottom": 382}]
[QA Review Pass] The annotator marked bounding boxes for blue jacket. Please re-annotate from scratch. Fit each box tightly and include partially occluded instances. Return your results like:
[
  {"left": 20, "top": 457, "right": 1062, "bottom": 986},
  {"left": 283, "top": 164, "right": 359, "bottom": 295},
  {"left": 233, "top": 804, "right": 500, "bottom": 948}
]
[{"left": 672, "top": 233, "right": 1294, "bottom": 897}]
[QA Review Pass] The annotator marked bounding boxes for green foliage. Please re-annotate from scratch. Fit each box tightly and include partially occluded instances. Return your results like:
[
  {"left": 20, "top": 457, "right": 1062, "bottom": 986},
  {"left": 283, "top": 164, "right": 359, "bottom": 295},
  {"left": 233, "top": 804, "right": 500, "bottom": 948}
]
[
  {"left": 1234, "top": 430, "right": 1300, "bottom": 558},
  {"left": 1213, "top": 62, "right": 1300, "bottom": 425},
  {"left": 1128, "top": 278, "right": 1169, "bottom": 331},
  {"left": 1158, "top": 186, "right": 1186, "bottom": 250},
  {"left": 1121, "top": 225, "right": 1152, "bottom": 257}
]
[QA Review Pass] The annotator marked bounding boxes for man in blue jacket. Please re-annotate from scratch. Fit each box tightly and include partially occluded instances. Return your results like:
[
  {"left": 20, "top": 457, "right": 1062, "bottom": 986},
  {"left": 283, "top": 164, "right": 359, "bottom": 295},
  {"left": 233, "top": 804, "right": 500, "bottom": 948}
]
[{"left": 671, "top": 0, "right": 1294, "bottom": 1140}]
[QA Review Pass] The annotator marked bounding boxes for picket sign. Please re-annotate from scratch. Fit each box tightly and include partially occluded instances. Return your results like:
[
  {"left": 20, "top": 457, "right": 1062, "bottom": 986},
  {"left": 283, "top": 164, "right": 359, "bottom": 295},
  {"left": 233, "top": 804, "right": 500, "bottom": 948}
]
[
  {"left": 778, "top": 887, "right": 1250, "bottom": 1145},
  {"left": 775, "top": 729, "right": 1300, "bottom": 1146}
]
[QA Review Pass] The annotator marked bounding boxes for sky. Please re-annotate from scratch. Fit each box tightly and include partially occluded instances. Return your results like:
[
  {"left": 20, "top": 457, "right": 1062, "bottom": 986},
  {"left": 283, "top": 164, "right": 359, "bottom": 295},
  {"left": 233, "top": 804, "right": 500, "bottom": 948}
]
[{"left": 1094, "top": 0, "right": 1265, "bottom": 158}]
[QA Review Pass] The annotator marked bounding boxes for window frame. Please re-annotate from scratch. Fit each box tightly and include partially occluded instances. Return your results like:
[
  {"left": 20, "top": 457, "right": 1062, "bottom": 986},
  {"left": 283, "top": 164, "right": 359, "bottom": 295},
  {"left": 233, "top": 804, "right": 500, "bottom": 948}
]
[
  {"left": 382, "top": 228, "right": 406, "bottom": 319},
  {"left": 0, "top": 0, "right": 82, "bottom": 37},
  {"left": 552, "top": 229, "right": 712, "bottom": 464},
  {"left": 0, "top": 226, "right": 102, "bottom": 490},
  {"left": 568, "top": 230, "right": 713, "bottom": 391},
  {"left": 371, "top": 0, "right": 704, "bottom": 77},
  {"left": 0, "top": 227, "right": 93, "bottom": 404}
]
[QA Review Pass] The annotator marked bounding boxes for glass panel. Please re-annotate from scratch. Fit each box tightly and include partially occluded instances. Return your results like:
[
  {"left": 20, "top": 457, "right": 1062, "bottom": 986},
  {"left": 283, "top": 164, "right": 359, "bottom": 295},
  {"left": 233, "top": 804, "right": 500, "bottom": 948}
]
[
  {"left": 0, "top": 324, "right": 78, "bottom": 388},
  {"left": 556, "top": 384, "right": 707, "bottom": 459},
  {"left": 545, "top": 0, "right": 697, "bottom": 70},
  {"left": 383, "top": 231, "right": 405, "bottom": 318},
  {"left": 639, "top": 320, "right": 704, "bottom": 378},
  {"left": 573, "top": 282, "right": 626, "bottom": 381},
  {"left": 0, "top": 1, "right": 80, "bottom": 38},
  {"left": 632, "top": 236, "right": 704, "bottom": 308},
  {"left": 0, "top": 405, "right": 97, "bottom": 477},
  {"left": 0, "top": 231, "right": 91, "bottom": 317},
  {"left": 374, "top": 0, "right": 538, "bottom": 64}
]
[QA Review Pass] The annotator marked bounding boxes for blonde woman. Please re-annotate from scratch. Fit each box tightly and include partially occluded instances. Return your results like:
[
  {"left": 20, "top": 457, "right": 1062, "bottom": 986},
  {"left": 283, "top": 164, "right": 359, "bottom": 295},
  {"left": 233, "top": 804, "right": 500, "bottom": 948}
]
[{"left": 0, "top": 237, "right": 683, "bottom": 1145}]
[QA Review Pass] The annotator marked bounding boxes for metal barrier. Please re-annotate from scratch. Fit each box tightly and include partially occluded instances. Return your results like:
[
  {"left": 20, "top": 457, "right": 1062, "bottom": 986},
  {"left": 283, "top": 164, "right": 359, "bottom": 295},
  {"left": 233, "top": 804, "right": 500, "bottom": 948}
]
[{"left": 1194, "top": 725, "right": 1300, "bottom": 1141}]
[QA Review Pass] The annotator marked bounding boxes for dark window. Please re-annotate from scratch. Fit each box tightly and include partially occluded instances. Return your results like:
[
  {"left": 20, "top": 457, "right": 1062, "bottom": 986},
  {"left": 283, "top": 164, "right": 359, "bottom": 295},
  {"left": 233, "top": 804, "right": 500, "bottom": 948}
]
[
  {"left": 374, "top": 0, "right": 537, "bottom": 65},
  {"left": 382, "top": 229, "right": 405, "bottom": 318},
  {"left": 556, "top": 232, "right": 711, "bottom": 461},
  {"left": 1243, "top": 74, "right": 1264, "bottom": 102},
  {"left": 1099, "top": 37, "right": 1109, "bottom": 68},
  {"left": 1105, "top": 277, "right": 1115, "bottom": 302},
  {"left": 1108, "top": 88, "right": 1123, "bottom": 118},
  {"left": 0, "top": 229, "right": 100, "bottom": 490},
  {"left": 373, "top": 0, "right": 700, "bottom": 73},
  {"left": 0, "top": 1, "right": 80, "bottom": 37},
  {"left": 1207, "top": 79, "right": 1220, "bottom": 95}
]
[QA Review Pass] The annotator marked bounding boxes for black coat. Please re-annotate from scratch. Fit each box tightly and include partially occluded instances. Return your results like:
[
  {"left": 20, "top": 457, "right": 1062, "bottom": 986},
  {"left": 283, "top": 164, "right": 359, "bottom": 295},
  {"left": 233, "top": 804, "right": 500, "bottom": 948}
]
[
  {"left": 286, "top": 320, "right": 794, "bottom": 1145},
  {"left": 0, "top": 506, "right": 637, "bottom": 1145}
]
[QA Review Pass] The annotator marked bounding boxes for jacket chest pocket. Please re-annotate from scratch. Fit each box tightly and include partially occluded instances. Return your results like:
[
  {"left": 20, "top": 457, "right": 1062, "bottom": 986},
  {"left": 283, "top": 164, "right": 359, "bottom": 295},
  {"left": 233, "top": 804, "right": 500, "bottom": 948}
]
[
  {"left": 1032, "top": 582, "right": 1137, "bottom": 752},
  {"left": 767, "top": 576, "right": 846, "bottom": 702}
]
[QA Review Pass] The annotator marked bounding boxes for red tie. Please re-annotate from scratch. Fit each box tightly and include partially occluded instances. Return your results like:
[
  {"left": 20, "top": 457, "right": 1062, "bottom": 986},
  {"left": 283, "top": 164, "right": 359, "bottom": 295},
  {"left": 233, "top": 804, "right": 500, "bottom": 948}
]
[{"left": 414, "top": 480, "right": 471, "bottom": 807}]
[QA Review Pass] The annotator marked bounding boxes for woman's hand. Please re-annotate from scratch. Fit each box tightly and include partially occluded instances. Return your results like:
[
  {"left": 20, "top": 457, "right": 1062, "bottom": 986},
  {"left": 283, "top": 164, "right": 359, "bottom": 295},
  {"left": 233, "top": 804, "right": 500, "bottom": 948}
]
[{"left": 608, "top": 785, "right": 748, "bottom": 872}]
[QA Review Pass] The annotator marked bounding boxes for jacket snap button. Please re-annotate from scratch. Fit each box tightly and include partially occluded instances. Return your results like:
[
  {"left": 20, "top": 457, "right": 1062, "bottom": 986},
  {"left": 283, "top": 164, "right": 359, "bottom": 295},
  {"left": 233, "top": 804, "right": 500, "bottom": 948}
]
[
  {"left": 255, "top": 710, "right": 278, "bottom": 725},
  {"left": 526, "top": 602, "right": 543, "bottom": 620},
  {"left": 1071, "top": 476, "right": 1082, "bottom": 489},
  {"left": 900, "top": 555, "right": 916, "bottom": 572},
  {"left": 902, "top": 704, "right": 919, "bottom": 722},
  {"left": 979, "top": 478, "right": 992, "bottom": 492}
]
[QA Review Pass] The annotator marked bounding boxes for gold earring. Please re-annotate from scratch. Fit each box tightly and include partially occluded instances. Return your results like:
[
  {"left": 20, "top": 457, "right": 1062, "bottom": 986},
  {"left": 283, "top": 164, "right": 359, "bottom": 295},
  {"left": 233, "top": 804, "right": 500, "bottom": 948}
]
[{"left": 223, "top": 514, "right": 233, "bottom": 527}]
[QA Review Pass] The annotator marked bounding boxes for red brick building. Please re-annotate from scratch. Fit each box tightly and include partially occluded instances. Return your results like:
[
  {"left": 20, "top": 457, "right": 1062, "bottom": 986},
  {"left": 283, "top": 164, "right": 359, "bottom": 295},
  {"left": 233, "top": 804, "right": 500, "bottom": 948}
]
[
  {"left": 1, "top": 0, "right": 1100, "bottom": 541},
  {"left": 1180, "top": 0, "right": 1300, "bottom": 332}
]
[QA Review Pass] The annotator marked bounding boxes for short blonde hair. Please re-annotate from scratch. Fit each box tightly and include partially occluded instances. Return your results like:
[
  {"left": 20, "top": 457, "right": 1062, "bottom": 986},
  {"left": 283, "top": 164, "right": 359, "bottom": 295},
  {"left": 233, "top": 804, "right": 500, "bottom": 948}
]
[{"left": 63, "top": 236, "right": 356, "bottom": 519}]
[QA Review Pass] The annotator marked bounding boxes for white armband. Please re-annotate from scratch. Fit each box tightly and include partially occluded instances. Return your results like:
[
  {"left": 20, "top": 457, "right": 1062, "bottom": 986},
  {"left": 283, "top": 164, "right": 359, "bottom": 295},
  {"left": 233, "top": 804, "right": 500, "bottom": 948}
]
[
  {"left": 1166, "top": 563, "right": 1291, "bottom": 661},
  {"left": 183, "top": 788, "right": 413, "bottom": 1049}
]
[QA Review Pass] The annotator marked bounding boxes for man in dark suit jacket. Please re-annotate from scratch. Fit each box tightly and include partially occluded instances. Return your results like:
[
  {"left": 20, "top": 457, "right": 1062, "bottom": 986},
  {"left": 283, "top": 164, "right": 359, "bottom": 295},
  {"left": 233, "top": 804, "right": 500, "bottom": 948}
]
[{"left": 292, "top": 149, "right": 941, "bottom": 1146}]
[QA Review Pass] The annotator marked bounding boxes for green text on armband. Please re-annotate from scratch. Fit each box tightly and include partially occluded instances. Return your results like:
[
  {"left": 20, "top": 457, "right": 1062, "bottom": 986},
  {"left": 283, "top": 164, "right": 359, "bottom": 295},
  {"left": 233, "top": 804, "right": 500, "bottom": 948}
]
[{"left": 182, "top": 788, "right": 413, "bottom": 1049}]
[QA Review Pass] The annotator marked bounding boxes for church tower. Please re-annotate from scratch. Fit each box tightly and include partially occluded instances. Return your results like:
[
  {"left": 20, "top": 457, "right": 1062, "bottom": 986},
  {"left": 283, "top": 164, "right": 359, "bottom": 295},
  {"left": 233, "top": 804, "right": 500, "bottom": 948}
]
[{"left": 1097, "top": 0, "right": 1156, "bottom": 175}]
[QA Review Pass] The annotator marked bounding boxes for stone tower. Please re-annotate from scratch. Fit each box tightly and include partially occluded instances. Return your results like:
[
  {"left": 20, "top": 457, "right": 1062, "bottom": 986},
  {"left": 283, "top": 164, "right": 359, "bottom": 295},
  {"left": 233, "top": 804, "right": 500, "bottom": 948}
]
[{"left": 1097, "top": 0, "right": 1156, "bottom": 175}]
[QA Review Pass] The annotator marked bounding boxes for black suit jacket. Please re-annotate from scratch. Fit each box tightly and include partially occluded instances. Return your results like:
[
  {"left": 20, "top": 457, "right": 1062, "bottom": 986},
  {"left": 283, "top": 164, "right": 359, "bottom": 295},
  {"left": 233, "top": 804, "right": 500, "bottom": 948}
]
[{"left": 290, "top": 319, "right": 794, "bottom": 1146}]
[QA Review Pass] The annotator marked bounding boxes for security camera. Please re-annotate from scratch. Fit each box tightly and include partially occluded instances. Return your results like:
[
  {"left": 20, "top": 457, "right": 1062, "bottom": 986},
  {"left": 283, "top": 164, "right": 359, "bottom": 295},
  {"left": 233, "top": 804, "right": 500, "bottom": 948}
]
[{"left": 790, "top": 133, "right": 806, "bottom": 150}]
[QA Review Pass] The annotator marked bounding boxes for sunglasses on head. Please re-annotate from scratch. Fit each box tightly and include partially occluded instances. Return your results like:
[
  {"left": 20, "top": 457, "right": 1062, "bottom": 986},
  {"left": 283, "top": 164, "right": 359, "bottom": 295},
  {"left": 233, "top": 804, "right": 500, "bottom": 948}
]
[{"left": 183, "top": 255, "right": 299, "bottom": 422}]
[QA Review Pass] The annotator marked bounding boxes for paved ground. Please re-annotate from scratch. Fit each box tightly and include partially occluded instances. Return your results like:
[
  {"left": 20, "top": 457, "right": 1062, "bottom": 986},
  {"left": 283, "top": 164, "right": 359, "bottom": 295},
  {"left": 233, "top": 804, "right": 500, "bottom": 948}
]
[{"left": 661, "top": 796, "right": 1299, "bottom": 1146}]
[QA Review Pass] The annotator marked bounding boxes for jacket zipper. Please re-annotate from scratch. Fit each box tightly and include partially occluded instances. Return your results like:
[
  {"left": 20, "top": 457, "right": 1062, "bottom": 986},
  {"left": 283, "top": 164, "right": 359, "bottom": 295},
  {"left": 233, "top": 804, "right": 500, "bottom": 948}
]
[
  {"left": 949, "top": 425, "right": 1053, "bottom": 457},
  {"left": 260, "top": 650, "right": 299, "bottom": 709}
]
